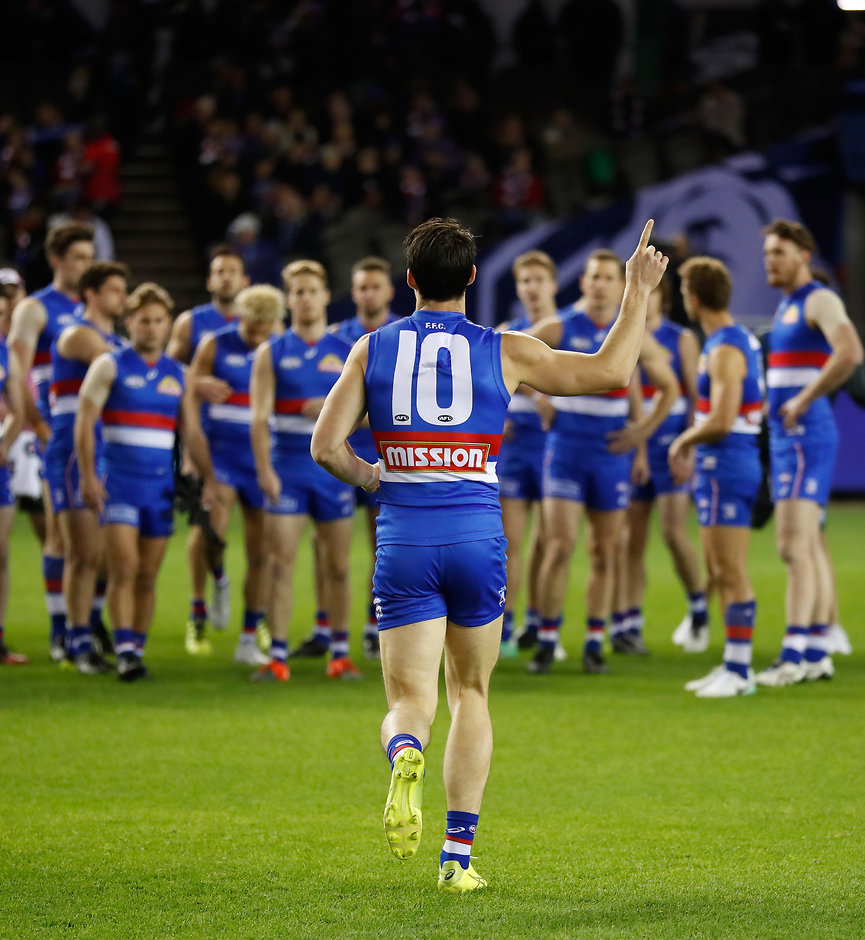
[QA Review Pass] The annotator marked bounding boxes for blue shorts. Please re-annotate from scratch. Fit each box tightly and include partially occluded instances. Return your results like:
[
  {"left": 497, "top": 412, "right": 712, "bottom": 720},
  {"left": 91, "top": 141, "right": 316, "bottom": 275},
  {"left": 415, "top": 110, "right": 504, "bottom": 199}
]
[
  {"left": 267, "top": 458, "right": 354, "bottom": 522},
  {"left": 543, "top": 445, "right": 631, "bottom": 511},
  {"left": 770, "top": 436, "right": 837, "bottom": 507},
  {"left": 0, "top": 465, "right": 13, "bottom": 507},
  {"left": 355, "top": 485, "right": 379, "bottom": 510},
  {"left": 374, "top": 536, "right": 508, "bottom": 630},
  {"left": 694, "top": 450, "right": 761, "bottom": 527},
  {"left": 498, "top": 441, "right": 544, "bottom": 502},
  {"left": 212, "top": 453, "right": 266, "bottom": 510},
  {"left": 45, "top": 451, "right": 89, "bottom": 514},
  {"left": 632, "top": 447, "right": 689, "bottom": 502},
  {"left": 105, "top": 471, "right": 175, "bottom": 538}
]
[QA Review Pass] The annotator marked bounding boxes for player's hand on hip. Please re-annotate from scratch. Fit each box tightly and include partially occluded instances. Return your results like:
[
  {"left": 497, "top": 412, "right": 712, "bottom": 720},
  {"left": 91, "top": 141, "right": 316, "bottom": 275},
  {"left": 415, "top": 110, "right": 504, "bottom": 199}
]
[
  {"left": 82, "top": 475, "right": 106, "bottom": 513},
  {"left": 626, "top": 219, "right": 669, "bottom": 293},
  {"left": 361, "top": 462, "right": 380, "bottom": 493},
  {"left": 195, "top": 376, "right": 232, "bottom": 404},
  {"left": 779, "top": 394, "right": 807, "bottom": 431}
]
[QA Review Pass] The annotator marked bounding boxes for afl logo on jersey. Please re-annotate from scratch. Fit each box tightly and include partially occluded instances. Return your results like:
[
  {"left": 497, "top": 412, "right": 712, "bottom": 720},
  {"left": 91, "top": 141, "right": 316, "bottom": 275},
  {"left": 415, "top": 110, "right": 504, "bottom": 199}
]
[
  {"left": 124, "top": 375, "right": 146, "bottom": 388},
  {"left": 279, "top": 356, "right": 302, "bottom": 370},
  {"left": 569, "top": 336, "right": 592, "bottom": 350},
  {"left": 395, "top": 414, "right": 409, "bottom": 422},
  {"left": 437, "top": 414, "right": 453, "bottom": 423},
  {"left": 781, "top": 306, "right": 799, "bottom": 324},
  {"left": 157, "top": 375, "right": 183, "bottom": 396},
  {"left": 225, "top": 354, "right": 247, "bottom": 367},
  {"left": 58, "top": 314, "right": 76, "bottom": 326},
  {"left": 317, "top": 353, "right": 345, "bottom": 373}
]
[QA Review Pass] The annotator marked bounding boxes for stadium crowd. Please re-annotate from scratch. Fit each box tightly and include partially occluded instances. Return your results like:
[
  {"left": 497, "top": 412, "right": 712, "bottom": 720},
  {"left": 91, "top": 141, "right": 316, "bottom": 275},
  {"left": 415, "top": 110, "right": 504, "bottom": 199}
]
[{"left": 0, "top": 209, "right": 860, "bottom": 699}]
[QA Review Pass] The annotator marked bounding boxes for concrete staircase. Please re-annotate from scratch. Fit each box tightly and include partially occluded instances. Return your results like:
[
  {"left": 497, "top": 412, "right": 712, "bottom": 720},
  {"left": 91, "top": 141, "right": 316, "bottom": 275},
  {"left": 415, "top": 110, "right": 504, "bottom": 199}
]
[{"left": 113, "top": 134, "right": 203, "bottom": 313}]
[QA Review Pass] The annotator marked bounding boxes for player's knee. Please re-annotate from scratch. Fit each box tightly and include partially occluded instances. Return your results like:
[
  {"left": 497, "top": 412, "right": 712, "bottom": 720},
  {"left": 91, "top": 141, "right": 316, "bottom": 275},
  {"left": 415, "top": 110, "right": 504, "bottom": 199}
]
[
  {"left": 587, "top": 539, "right": 615, "bottom": 573},
  {"left": 776, "top": 530, "right": 810, "bottom": 565},
  {"left": 135, "top": 570, "right": 158, "bottom": 595},
  {"left": 545, "top": 534, "right": 576, "bottom": 567}
]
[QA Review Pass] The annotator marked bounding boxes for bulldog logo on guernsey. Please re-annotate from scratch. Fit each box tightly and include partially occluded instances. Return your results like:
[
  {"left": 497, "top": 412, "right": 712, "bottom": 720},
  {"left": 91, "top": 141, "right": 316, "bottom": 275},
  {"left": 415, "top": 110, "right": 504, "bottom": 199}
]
[
  {"left": 157, "top": 375, "right": 183, "bottom": 396},
  {"left": 381, "top": 441, "right": 490, "bottom": 472}
]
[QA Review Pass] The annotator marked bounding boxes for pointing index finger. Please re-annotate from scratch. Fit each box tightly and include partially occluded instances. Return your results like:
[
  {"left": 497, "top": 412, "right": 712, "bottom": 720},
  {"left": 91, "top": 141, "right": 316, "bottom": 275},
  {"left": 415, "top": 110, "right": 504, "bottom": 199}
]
[{"left": 638, "top": 219, "right": 654, "bottom": 250}]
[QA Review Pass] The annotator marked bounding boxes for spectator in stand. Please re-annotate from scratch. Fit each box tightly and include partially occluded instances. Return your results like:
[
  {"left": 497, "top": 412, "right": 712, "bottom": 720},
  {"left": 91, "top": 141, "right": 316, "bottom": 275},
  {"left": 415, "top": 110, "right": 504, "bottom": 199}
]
[
  {"left": 50, "top": 199, "right": 115, "bottom": 261},
  {"left": 81, "top": 117, "right": 121, "bottom": 217}
]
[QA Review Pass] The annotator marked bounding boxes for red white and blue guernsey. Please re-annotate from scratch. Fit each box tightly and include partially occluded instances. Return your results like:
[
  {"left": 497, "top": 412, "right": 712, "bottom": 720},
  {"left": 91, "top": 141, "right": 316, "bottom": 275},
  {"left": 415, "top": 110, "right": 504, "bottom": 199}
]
[
  {"left": 366, "top": 310, "right": 509, "bottom": 546},
  {"left": 498, "top": 313, "right": 547, "bottom": 502},
  {"left": 28, "top": 285, "right": 81, "bottom": 424},
  {"left": 543, "top": 308, "right": 631, "bottom": 511},
  {"left": 365, "top": 310, "right": 510, "bottom": 630},
  {"left": 331, "top": 312, "right": 401, "bottom": 506},
  {"left": 44, "top": 321, "right": 125, "bottom": 513},
  {"left": 633, "top": 319, "right": 691, "bottom": 501},
  {"left": 268, "top": 328, "right": 354, "bottom": 520},
  {"left": 102, "top": 346, "right": 185, "bottom": 537},
  {"left": 205, "top": 323, "right": 263, "bottom": 508},
  {"left": 693, "top": 324, "right": 764, "bottom": 527},
  {"left": 767, "top": 281, "right": 837, "bottom": 505},
  {"left": 0, "top": 340, "right": 14, "bottom": 507},
  {"left": 190, "top": 302, "right": 237, "bottom": 355}
]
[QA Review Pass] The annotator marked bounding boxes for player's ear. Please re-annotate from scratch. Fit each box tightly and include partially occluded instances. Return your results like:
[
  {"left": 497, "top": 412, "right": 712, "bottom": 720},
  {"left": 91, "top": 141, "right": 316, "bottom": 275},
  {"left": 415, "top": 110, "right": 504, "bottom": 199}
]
[
  {"left": 406, "top": 269, "right": 418, "bottom": 290},
  {"left": 467, "top": 265, "right": 477, "bottom": 287}
]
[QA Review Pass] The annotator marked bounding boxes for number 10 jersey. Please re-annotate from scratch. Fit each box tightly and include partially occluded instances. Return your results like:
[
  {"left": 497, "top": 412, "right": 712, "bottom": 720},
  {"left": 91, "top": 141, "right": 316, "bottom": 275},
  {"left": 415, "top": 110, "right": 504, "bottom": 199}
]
[{"left": 365, "top": 309, "right": 510, "bottom": 545}]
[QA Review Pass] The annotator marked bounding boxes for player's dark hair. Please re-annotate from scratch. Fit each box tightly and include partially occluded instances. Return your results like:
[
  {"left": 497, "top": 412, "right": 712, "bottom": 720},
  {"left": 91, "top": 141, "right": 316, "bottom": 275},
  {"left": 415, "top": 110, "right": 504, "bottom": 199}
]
[
  {"left": 762, "top": 219, "right": 816, "bottom": 255},
  {"left": 679, "top": 256, "right": 732, "bottom": 312},
  {"left": 209, "top": 244, "right": 246, "bottom": 269},
  {"left": 351, "top": 256, "right": 391, "bottom": 278},
  {"left": 78, "top": 261, "right": 129, "bottom": 298},
  {"left": 404, "top": 218, "right": 476, "bottom": 302},
  {"left": 586, "top": 248, "right": 625, "bottom": 278},
  {"left": 45, "top": 222, "right": 94, "bottom": 259}
]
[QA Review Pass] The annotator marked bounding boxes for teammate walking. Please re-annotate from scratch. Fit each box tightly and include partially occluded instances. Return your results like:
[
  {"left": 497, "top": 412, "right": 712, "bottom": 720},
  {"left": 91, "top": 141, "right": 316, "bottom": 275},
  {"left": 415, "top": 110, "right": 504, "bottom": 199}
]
[{"left": 311, "top": 217, "right": 667, "bottom": 891}]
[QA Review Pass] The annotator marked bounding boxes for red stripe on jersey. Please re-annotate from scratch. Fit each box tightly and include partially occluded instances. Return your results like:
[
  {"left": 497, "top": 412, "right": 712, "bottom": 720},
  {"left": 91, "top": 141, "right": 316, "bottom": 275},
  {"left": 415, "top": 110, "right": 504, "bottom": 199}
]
[
  {"left": 698, "top": 398, "right": 762, "bottom": 416},
  {"left": 33, "top": 351, "right": 51, "bottom": 366},
  {"left": 726, "top": 625, "right": 754, "bottom": 641},
  {"left": 102, "top": 409, "right": 177, "bottom": 430},
  {"left": 602, "top": 387, "right": 629, "bottom": 399},
  {"left": 224, "top": 392, "right": 250, "bottom": 406},
  {"left": 696, "top": 398, "right": 710, "bottom": 413},
  {"left": 372, "top": 429, "right": 502, "bottom": 456},
  {"left": 768, "top": 351, "right": 829, "bottom": 368},
  {"left": 50, "top": 379, "right": 82, "bottom": 396},
  {"left": 643, "top": 383, "right": 687, "bottom": 398},
  {"left": 275, "top": 398, "right": 306, "bottom": 414}
]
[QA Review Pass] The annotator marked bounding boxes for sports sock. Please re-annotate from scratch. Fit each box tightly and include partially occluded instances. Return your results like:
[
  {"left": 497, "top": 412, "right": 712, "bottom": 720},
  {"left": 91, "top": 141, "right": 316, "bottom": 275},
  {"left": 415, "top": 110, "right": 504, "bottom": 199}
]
[
  {"left": 386, "top": 733, "right": 422, "bottom": 768},
  {"left": 270, "top": 638, "right": 288, "bottom": 663},
  {"left": 501, "top": 610, "right": 514, "bottom": 643},
  {"left": 537, "top": 616, "right": 561, "bottom": 652},
  {"left": 314, "top": 610, "right": 331, "bottom": 646},
  {"left": 688, "top": 591, "right": 708, "bottom": 629},
  {"left": 211, "top": 563, "right": 225, "bottom": 581},
  {"left": 114, "top": 627, "right": 136, "bottom": 658},
  {"left": 90, "top": 579, "right": 107, "bottom": 630},
  {"left": 133, "top": 631, "right": 148, "bottom": 655},
  {"left": 804, "top": 623, "right": 829, "bottom": 663},
  {"left": 70, "top": 625, "right": 92, "bottom": 658},
  {"left": 723, "top": 600, "right": 756, "bottom": 679},
  {"left": 330, "top": 630, "right": 349, "bottom": 659},
  {"left": 584, "top": 617, "right": 605, "bottom": 653},
  {"left": 190, "top": 598, "right": 207, "bottom": 624},
  {"left": 43, "top": 555, "right": 66, "bottom": 642},
  {"left": 524, "top": 607, "right": 540, "bottom": 636},
  {"left": 780, "top": 625, "right": 808, "bottom": 665},
  {"left": 610, "top": 611, "right": 627, "bottom": 638},
  {"left": 242, "top": 609, "right": 264, "bottom": 637},
  {"left": 627, "top": 606, "right": 644, "bottom": 637},
  {"left": 0, "top": 624, "right": 5, "bottom": 644},
  {"left": 440, "top": 811, "right": 479, "bottom": 871}
]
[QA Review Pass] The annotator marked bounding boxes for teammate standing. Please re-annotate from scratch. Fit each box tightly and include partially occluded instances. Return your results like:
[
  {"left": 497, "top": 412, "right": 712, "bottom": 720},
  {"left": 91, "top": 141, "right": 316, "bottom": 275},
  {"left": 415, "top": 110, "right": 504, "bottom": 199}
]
[
  {"left": 250, "top": 263, "right": 357, "bottom": 681},
  {"left": 167, "top": 247, "right": 250, "bottom": 645},
  {"left": 756, "top": 220, "right": 863, "bottom": 686},
  {"left": 311, "top": 217, "right": 667, "bottom": 891},
  {"left": 8, "top": 223, "right": 94, "bottom": 660},
  {"left": 76, "top": 283, "right": 186, "bottom": 681},
  {"left": 46, "top": 261, "right": 128, "bottom": 673},
  {"left": 183, "top": 285, "right": 278, "bottom": 666},
  {"left": 668, "top": 257, "right": 765, "bottom": 698},
  {"left": 496, "top": 251, "right": 557, "bottom": 657}
]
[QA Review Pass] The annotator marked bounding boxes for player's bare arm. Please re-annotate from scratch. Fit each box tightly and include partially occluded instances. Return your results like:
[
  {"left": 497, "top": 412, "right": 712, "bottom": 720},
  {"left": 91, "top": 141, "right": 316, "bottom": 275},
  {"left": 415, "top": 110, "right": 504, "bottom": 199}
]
[
  {"left": 780, "top": 289, "right": 865, "bottom": 429},
  {"left": 8, "top": 296, "right": 49, "bottom": 438},
  {"left": 678, "top": 327, "right": 701, "bottom": 424},
  {"left": 183, "top": 335, "right": 218, "bottom": 500},
  {"left": 75, "top": 352, "right": 117, "bottom": 511},
  {"left": 166, "top": 309, "right": 193, "bottom": 363},
  {"left": 56, "top": 323, "right": 112, "bottom": 364},
  {"left": 249, "top": 343, "right": 280, "bottom": 503},
  {"left": 0, "top": 347, "right": 26, "bottom": 464},
  {"left": 311, "top": 335, "right": 378, "bottom": 491},
  {"left": 668, "top": 344, "right": 745, "bottom": 482},
  {"left": 503, "top": 220, "right": 668, "bottom": 396}
]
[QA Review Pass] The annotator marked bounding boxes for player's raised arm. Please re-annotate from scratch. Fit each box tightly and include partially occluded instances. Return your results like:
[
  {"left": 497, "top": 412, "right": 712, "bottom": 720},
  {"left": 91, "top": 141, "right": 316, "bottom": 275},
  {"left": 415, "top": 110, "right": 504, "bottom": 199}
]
[
  {"left": 310, "top": 335, "right": 378, "bottom": 491},
  {"left": 503, "top": 220, "right": 668, "bottom": 396}
]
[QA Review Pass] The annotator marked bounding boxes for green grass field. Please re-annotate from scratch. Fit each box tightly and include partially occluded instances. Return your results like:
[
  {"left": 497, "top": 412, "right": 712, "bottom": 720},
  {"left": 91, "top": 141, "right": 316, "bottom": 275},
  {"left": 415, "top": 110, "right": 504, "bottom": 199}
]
[{"left": 2, "top": 502, "right": 864, "bottom": 939}]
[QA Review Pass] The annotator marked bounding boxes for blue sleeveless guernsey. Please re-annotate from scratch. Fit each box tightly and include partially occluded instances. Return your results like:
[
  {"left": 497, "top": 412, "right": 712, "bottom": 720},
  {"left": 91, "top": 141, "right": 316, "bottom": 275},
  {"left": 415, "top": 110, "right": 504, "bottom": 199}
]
[
  {"left": 695, "top": 323, "right": 764, "bottom": 460},
  {"left": 29, "top": 285, "right": 81, "bottom": 423},
  {"left": 548, "top": 309, "right": 629, "bottom": 451},
  {"left": 189, "top": 303, "right": 237, "bottom": 355},
  {"left": 642, "top": 319, "right": 689, "bottom": 447},
  {"left": 269, "top": 329, "right": 352, "bottom": 459},
  {"left": 767, "top": 281, "right": 836, "bottom": 443},
  {"left": 102, "top": 347, "right": 185, "bottom": 476},
  {"left": 204, "top": 323, "right": 258, "bottom": 473},
  {"left": 365, "top": 310, "right": 510, "bottom": 546}
]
